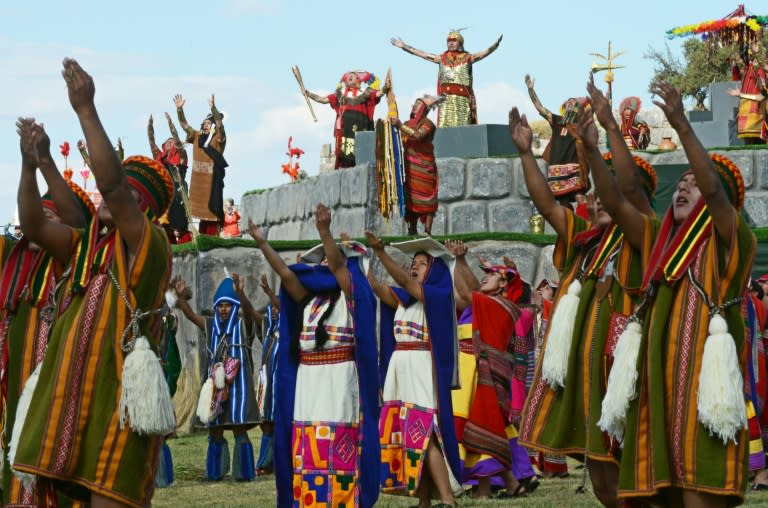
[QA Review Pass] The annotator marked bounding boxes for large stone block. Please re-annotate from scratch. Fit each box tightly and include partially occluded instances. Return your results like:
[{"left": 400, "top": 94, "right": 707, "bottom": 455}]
[
  {"left": 516, "top": 158, "right": 548, "bottom": 199},
  {"left": 300, "top": 217, "right": 319, "bottom": 240},
  {"left": 267, "top": 221, "right": 301, "bottom": 241},
  {"left": 448, "top": 202, "right": 488, "bottom": 234},
  {"left": 240, "top": 192, "right": 265, "bottom": 227},
  {"left": 757, "top": 151, "right": 768, "bottom": 190},
  {"left": 430, "top": 206, "right": 447, "bottom": 236},
  {"left": 466, "top": 159, "right": 513, "bottom": 199},
  {"left": 295, "top": 177, "right": 317, "bottom": 219},
  {"left": 489, "top": 199, "right": 536, "bottom": 233},
  {"left": 534, "top": 245, "right": 558, "bottom": 286},
  {"left": 437, "top": 158, "right": 466, "bottom": 202},
  {"left": 744, "top": 193, "right": 768, "bottom": 227},
  {"left": 332, "top": 207, "right": 366, "bottom": 237},
  {"left": 340, "top": 164, "right": 368, "bottom": 206},
  {"left": 316, "top": 170, "right": 341, "bottom": 209},
  {"left": 644, "top": 150, "right": 689, "bottom": 166}
]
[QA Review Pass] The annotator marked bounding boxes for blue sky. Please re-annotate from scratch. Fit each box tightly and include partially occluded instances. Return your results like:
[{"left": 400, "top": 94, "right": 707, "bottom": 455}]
[{"left": 0, "top": 0, "right": 743, "bottom": 223}]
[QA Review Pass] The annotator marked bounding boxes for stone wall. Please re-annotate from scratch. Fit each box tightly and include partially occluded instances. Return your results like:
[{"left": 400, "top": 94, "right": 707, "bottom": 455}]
[{"left": 241, "top": 148, "right": 768, "bottom": 240}]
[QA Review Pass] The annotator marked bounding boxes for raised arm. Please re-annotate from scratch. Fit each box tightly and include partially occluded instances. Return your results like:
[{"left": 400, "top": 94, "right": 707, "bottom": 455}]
[
  {"left": 17, "top": 118, "right": 76, "bottom": 266},
  {"left": 35, "top": 123, "right": 87, "bottom": 229},
  {"left": 314, "top": 203, "right": 351, "bottom": 296},
  {"left": 62, "top": 58, "right": 145, "bottom": 256},
  {"left": 259, "top": 274, "right": 279, "bottom": 312},
  {"left": 248, "top": 218, "right": 309, "bottom": 303},
  {"left": 445, "top": 240, "right": 475, "bottom": 310},
  {"left": 232, "top": 273, "right": 256, "bottom": 338},
  {"left": 173, "top": 94, "right": 195, "bottom": 142},
  {"left": 509, "top": 107, "right": 567, "bottom": 235},
  {"left": 147, "top": 114, "right": 161, "bottom": 158},
  {"left": 653, "top": 81, "right": 736, "bottom": 241},
  {"left": 365, "top": 231, "right": 423, "bottom": 301},
  {"left": 171, "top": 276, "right": 205, "bottom": 330},
  {"left": 208, "top": 94, "right": 226, "bottom": 148},
  {"left": 390, "top": 37, "right": 440, "bottom": 63},
  {"left": 574, "top": 112, "right": 645, "bottom": 248},
  {"left": 304, "top": 90, "right": 330, "bottom": 105},
  {"left": 587, "top": 80, "right": 653, "bottom": 215},
  {"left": 525, "top": 75, "right": 554, "bottom": 123},
  {"left": 471, "top": 34, "right": 502, "bottom": 63},
  {"left": 366, "top": 261, "right": 399, "bottom": 309}
]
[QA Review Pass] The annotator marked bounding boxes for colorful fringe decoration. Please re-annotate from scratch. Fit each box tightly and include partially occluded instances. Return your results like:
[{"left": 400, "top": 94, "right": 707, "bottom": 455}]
[
  {"left": 666, "top": 5, "right": 768, "bottom": 55},
  {"left": 375, "top": 119, "right": 406, "bottom": 221}
]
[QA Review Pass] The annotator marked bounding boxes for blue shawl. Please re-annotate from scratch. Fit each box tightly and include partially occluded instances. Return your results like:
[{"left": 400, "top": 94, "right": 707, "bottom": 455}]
[
  {"left": 378, "top": 257, "right": 461, "bottom": 481},
  {"left": 275, "top": 260, "right": 380, "bottom": 508}
]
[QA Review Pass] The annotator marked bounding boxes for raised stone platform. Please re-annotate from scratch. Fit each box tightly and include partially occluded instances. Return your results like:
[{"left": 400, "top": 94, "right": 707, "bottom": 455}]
[
  {"left": 241, "top": 148, "right": 768, "bottom": 242},
  {"left": 354, "top": 124, "right": 518, "bottom": 165}
]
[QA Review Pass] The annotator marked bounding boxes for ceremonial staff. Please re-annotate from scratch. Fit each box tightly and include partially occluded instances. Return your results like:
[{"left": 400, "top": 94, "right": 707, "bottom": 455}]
[{"left": 291, "top": 65, "right": 317, "bottom": 122}]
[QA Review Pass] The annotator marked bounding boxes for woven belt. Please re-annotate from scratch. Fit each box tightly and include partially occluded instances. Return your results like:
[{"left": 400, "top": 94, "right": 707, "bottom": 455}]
[
  {"left": 300, "top": 346, "right": 354, "bottom": 365},
  {"left": 395, "top": 341, "right": 430, "bottom": 352},
  {"left": 439, "top": 83, "right": 471, "bottom": 97},
  {"left": 458, "top": 340, "right": 474, "bottom": 354}
]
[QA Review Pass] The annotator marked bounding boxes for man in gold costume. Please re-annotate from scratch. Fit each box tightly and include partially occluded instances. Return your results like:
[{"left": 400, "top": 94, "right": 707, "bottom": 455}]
[{"left": 391, "top": 30, "right": 502, "bottom": 127}]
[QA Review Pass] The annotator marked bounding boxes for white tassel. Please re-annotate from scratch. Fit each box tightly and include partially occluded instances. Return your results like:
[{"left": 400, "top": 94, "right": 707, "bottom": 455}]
[
  {"left": 119, "top": 337, "right": 176, "bottom": 436},
  {"left": 541, "top": 279, "right": 581, "bottom": 389},
  {"left": 597, "top": 321, "right": 643, "bottom": 441},
  {"left": 213, "top": 362, "right": 226, "bottom": 390},
  {"left": 196, "top": 377, "right": 215, "bottom": 423},
  {"left": 8, "top": 363, "right": 41, "bottom": 486},
  {"left": 697, "top": 314, "right": 747, "bottom": 444}
]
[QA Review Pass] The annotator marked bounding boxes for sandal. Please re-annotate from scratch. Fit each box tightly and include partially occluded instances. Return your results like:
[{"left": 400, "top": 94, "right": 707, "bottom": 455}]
[{"left": 753, "top": 482, "right": 768, "bottom": 491}]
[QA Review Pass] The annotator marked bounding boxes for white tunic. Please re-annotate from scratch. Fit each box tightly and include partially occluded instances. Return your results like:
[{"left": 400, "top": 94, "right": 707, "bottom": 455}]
[
  {"left": 382, "top": 301, "right": 436, "bottom": 408},
  {"left": 293, "top": 292, "right": 359, "bottom": 423}
]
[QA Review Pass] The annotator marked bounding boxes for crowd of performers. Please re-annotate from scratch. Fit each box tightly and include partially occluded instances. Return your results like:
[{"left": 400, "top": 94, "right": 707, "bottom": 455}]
[{"left": 0, "top": 35, "right": 766, "bottom": 508}]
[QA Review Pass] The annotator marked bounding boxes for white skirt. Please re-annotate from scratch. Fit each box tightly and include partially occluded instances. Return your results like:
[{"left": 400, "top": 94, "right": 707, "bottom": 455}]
[{"left": 294, "top": 360, "right": 359, "bottom": 423}]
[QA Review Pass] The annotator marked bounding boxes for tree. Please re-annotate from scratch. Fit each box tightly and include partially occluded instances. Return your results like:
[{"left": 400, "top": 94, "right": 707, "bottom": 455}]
[{"left": 645, "top": 38, "right": 735, "bottom": 110}]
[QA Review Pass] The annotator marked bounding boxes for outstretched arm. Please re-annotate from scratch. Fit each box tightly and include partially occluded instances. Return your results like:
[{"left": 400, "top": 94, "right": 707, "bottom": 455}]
[
  {"left": 232, "top": 273, "right": 256, "bottom": 338},
  {"left": 305, "top": 90, "right": 330, "bottom": 104},
  {"left": 35, "top": 123, "right": 87, "bottom": 229},
  {"left": 208, "top": 94, "right": 226, "bottom": 148},
  {"left": 587, "top": 80, "right": 652, "bottom": 215},
  {"left": 259, "top": 274, "right": 279, "bottom": 312},
  {"left": 171, "top": 275, "right": 205, "bottom": 330},
  {"left": 390, "top": 37, "right": 440, "bottom": 63},
  {"left": 62, "top": 58, "right": 145, "bottom": 257},
  {"left": 248, "top": 218, "right": 309, "bottom": 303},
  {"left": 173, "top": 94, "right": 195, "bottom": 142},
  {"left": 17, "top": 118, "right": 75, "bottom": 265},
  {"left": 315, "top": 203, "right": 351, "bottom": 296},
  {"left": 653, "top": 81, "right": 736, "bottom": 241},
  {"left": 147, "top": 114, "right": 160, "bottom": 158},
  {"left": 575, "top": 111, "right": 645, "bottom": 248},
  {"left": 445, "top": 240, "right": 475, "bottom": 310},
  {"left": 525, "top": 74, "right": 554, "bottom": 123},
  {"left": 365, "top": 231, "right": 423, "bottom": 301},
  {"left": 471, "top": 34, "right": 502, "bottom": 62},
  {"left": 509, "top": 107, "right": 567, "bottom": 235}
]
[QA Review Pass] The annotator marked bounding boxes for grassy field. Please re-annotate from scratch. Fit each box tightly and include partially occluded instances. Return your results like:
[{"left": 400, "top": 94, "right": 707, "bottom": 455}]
[{"left": 152, "top": 429, "right": 768, "bottom": 507}]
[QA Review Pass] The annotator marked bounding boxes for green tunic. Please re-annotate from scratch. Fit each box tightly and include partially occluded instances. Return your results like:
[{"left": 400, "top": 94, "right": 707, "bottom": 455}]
[
  {"left": 618, "top": 215, "right": 755, "bottom": 505},
  {"left": 519, "top": 209, "right": 649, "bottom": 463},
  {"left": 13, "top": 217, "right": 171, "bottom": 508}
]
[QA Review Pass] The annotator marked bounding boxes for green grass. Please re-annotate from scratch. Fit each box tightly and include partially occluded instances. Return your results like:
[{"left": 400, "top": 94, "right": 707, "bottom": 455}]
[{"left": 153, "top": 430, "right": 768, "bottom": 506}]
